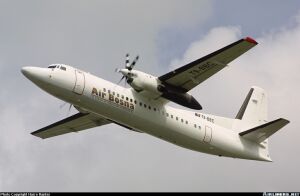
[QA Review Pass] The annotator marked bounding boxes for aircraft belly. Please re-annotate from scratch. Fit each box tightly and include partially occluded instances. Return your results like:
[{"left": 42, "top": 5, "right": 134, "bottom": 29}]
[
  {"left": 78, "top": 94, "right": 223, "bottom": 155},
  {"left": 74, "top": 79, "right": 262, "bottom": 160}
]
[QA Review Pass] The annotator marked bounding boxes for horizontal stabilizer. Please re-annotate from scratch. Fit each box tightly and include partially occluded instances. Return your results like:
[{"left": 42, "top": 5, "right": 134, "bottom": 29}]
[{"left": 239, "top": 118, "right": 289, "bottom": 143}]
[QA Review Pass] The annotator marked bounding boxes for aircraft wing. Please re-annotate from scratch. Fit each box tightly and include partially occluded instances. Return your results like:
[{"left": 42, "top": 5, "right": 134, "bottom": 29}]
[
  {"left": 158, "top": 37, "right": 258, "bottom": 92},
  {"left": 31, "top": 113, "right": 111, "bottom": 139}
]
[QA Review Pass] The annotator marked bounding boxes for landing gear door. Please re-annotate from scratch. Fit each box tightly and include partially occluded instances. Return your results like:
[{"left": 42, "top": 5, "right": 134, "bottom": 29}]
[
  {"left": 203, "top": 126, "right": 212, "bottom": 143},
  {"left": 73, "top": 70, "right": 85, "bottom": 95}
]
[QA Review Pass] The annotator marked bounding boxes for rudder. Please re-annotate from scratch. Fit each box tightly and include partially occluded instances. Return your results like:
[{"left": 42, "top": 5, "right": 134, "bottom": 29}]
[{"left": 235, "top": 86, "right": 268, "bottom": 126}]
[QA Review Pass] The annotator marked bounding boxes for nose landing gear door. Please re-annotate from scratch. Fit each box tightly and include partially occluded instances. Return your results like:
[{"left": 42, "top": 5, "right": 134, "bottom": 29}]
[{"left": 73, "top": 70, "right": 85, "bottom": 95}]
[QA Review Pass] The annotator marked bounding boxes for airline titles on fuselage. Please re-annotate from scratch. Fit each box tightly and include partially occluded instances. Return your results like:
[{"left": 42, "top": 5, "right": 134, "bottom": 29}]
[{"left": 91, "top": 87, "right": 135, "bottom": 111}]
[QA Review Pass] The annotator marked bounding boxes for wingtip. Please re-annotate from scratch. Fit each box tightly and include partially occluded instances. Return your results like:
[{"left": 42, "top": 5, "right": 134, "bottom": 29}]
[
  {"left": 244, "top": 37, "right": 258, "bottom": 45},
  {"left": 31, "top": 132, "right": 44, "bottom": 139},
  {"left": 280, "top": 118, "right": 290, "bottom": 125}
]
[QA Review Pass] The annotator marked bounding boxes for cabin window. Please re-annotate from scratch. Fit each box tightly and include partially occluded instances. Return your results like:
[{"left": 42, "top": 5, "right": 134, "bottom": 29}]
[
  {"left": 154, "top": 108, "right": 156, "bottom": 111},
  {"left": 176, "top": 117, "right": 178, "bottom": 121},
  {"left": 130, "top": 99, "right": 133, "bottom": 102},
  {"left": 194, "top": 124, "right": 197, "bottom": 128},
  {"left": 181, "top": 119, "right": 184, "bottom": 123},
  {"left": 103, "top": 88, "right": 106, "bottom": 92},
  {"left": 60, "top": 66, "right": 66, "bottom": 71},
  {"left": 185, "top": 121, "right": 188, "bottom": 124},
  {"left": 108, "top": 90, "right": 111, "bottom": 94},
  {"left": 162, "top": 111, "right": 165, "bottom": 115},
  {"left": 121, "top": 95, "right": 124, "bottom": 99},
  {"left": 139, "top": 102, "right": 142, "bottom": 106},
  {"left": 144, "top": 104, "right": 147, "bottom": 108},
  {"left": 171, "top": 115, "right": 173, "bottom": 119},
  {"left": 117, "top": 94, "right": 120, "bottom": 97},
  {"left": 148, "top": 106, "right": 151, "bottom": 110},
  {"left": 166, "top": 113, "right": 169, "bottom": 117},
  {"left": 134, "top": 100, "right": 137, "bottom": 104},
  {"left": 126, "top": 97, "right": 129, "bottom": 101},
  {"left": 112, "top": 91, "right": 115, "bottom": 95},
  {"left": 198, "top": 126, "right": 201, "bottom": 130}
]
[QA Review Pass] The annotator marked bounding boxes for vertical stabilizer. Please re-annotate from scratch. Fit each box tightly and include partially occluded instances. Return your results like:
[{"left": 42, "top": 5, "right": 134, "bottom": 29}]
[
  {"left": 235, "top": 86, "right": 268, "bottom": 126},
  {"left": 235, "top": 86, "right": 290, "bottom": 161}
]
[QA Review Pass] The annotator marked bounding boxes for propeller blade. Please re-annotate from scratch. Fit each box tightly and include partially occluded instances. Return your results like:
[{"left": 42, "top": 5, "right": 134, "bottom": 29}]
[
  {"left": 68, "top": 104, "right": 72, "bottom": 112},
  {"left": 117, "top": 75, "right": 125, "bottom": 84},
  {"left": 125, "top": 53, "right": 130, "bottom": 69},
  {"left": 129, "top": 55, "right": 139, "bottom": 70},
  {"left": 59, "top": 102, "right": 67, "bottom": 109},
  {"left": 66, "top": 104, "right": 73, "bottom": 116}
]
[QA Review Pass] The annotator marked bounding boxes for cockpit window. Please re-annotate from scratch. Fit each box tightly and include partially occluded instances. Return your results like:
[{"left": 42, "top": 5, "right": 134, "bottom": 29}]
[
  {"left": 60, "top": 66, "right": 66, "bottom": 71},
  {"left": 48, "top": 65, "right": 56, "bottom": 69}
]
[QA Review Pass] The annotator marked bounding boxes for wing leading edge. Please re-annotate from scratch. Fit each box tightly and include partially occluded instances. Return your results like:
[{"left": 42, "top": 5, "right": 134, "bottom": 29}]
[
  {"left": 159, "top": 37, "right": 258, "bottom": 92},
  {"left": 31, "top": 113, "right": 111, "bottom": 139}
]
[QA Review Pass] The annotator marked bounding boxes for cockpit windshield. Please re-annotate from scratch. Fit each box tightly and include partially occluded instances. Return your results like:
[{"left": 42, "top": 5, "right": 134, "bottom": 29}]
[{"left": 47, "top": 64, "right": 67, "bottom": 71}]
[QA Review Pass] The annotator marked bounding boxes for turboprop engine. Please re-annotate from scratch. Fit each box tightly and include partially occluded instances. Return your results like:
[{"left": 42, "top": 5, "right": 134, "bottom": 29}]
[
  {"left": 118, "top": 69, "right": 161, "bottom": 95},
  {"left": 116, "top": 54, "right": 202, "bottom": 110}
]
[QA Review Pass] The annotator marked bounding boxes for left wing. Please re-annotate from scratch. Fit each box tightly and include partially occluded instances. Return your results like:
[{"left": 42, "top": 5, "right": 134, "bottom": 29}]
[
  {"left": 31, "top": 113, "right": 111, "bottom": 139},
  {"left": 159, "top": 37, "right": 258, "bottom": 92}
]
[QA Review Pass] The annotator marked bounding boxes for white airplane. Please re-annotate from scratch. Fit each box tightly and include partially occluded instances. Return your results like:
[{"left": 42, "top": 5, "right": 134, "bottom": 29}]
[{"left": 22, "top": 37, "right": 289, "bottom": 162}]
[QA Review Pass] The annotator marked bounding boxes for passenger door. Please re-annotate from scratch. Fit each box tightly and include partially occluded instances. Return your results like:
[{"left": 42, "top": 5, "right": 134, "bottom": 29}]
[
  {"left": 203, "top": 126, "right": 212, "bottom": 143},
  {"left": 73, "top": 70, "right": 85, "bottom": 95}
]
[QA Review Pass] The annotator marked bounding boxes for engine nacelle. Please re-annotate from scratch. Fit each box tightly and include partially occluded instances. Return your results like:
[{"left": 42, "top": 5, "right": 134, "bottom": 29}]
[
  {"left": 124, "top": 69, "right": 202, "bottom": 110},
  {"left": 128, "top": 70, "right": 162, "bottom": 96}
]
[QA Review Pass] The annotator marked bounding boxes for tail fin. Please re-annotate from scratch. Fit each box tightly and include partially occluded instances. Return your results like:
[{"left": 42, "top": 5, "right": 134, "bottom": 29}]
[
  {"left": 235, "top": 86, "right": 268, "bottom": 126},
  {"left": 235, "top": 86, "right": 289, "bottom": 161},
  {"left": 236, "top": 86, "right": 290, "bottom": 143}
]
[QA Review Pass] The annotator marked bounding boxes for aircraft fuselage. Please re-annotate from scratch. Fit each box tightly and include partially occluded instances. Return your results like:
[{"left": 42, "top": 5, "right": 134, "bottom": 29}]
[{"left": 21, "top": 64, "right": 271, "bottom": 161}]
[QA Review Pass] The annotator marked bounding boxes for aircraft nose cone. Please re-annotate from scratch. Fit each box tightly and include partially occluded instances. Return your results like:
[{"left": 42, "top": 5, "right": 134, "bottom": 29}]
[
  {"left": 21, "top": 66, "right": 40, "bottom": 81},
  {"left": 21, "top": 66, "right": 49, "bottom": 85},
  {"left": 21, "top": 66, "right": 32, "bottom": 77}
]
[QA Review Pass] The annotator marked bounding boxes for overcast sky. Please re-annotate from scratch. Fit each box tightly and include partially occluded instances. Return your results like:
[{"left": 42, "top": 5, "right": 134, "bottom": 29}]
[{"left": 1, "top": 0, "right": 300, "bottom": 192}]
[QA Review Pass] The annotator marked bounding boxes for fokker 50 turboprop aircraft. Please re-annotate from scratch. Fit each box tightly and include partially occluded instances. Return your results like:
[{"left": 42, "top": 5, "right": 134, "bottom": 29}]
[{"left": 22, "top": 37, "right": 289, "bottom": 161}]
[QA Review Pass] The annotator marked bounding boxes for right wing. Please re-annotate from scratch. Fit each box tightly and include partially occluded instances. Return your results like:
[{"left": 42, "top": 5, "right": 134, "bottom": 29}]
[
  {"left": 31, "top": 113, "right": 111, "bottom": 139},
  {"left": 159, "top": 37, "right": 258, "bottom": 92}
]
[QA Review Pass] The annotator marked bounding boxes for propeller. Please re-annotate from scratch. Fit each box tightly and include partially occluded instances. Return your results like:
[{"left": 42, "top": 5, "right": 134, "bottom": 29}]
[
  {"left": 128, "top": 55, "right": 139, "bottom": 71},
  {"left": 116, "top": 53, "right": 139, "bottom": 86},
  {"left": 59, "top": 102, "right": 73, "bottom": 116}
]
